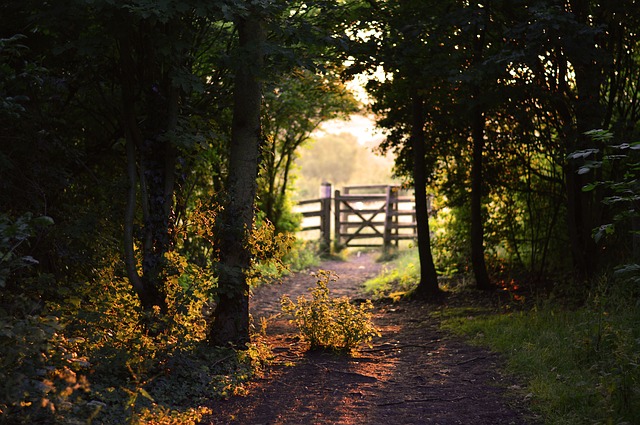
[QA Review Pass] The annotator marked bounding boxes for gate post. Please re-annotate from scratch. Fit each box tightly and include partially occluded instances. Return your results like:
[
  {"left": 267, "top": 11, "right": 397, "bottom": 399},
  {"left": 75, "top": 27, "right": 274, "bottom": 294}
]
[
  {"left": 319, "top": 182, "right": 332, "bottom": 251},
  {"left": 383, "top": 185, "right": 398, "bottom": 249},
  {"left": 334, "top": 189, "right": 342, "bottom": 250}
]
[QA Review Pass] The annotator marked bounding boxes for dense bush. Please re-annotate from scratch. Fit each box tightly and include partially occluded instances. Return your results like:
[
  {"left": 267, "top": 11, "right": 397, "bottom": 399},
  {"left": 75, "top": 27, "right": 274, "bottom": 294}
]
[{"left": 0, "top": 209, "right": 288, "bottom": 424}]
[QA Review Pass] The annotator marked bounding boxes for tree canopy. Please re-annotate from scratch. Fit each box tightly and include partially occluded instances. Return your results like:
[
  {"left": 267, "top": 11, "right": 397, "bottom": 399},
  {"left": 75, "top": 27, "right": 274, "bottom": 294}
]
[
  {"left": 346, "top": 0, "right": 640, "bottom": 287},
  {"left": 2, "top": 0, "right": 640, "bottom": 422}
]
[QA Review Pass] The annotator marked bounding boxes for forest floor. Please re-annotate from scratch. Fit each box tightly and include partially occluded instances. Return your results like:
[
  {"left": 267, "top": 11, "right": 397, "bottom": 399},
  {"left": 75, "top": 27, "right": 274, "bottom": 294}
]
[{"left": 203, "top": 251, "right": 539, "bottom": 425}]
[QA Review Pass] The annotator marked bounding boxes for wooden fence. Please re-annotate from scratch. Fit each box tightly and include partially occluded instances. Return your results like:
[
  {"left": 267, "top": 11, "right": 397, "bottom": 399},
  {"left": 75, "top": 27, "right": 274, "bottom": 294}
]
[{"left": 297, "top": 184, "right": 418, "bottom": 249}]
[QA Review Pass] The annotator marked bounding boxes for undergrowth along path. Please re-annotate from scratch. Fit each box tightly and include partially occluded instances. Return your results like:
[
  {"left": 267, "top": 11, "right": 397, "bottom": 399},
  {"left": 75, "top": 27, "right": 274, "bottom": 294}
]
[{"left": 203, "top": 251, "right": 537, "bottom": 425}]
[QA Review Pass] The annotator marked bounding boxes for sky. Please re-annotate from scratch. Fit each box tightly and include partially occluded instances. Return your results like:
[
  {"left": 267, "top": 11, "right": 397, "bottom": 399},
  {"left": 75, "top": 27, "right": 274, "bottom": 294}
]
[{"left": 313, "top": 113, "right": 385, "bottom": 147}]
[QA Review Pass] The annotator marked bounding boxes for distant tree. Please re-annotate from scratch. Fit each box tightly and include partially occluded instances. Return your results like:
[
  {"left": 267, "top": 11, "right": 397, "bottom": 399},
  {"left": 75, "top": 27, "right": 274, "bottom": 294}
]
[
  {"left": 347, "top": 0, "right": 442, "bottom": 298},
  {"left": 296, "top": 132, "right": 396, "bottom": 199},
  {"left": 259, "top": 67, "right": 358, "bottom": 233}
]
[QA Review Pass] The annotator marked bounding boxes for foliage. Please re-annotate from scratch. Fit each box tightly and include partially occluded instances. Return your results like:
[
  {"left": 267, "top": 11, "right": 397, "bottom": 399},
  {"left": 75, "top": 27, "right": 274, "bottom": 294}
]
[
  {"left": 248, "top": 218, "right": 296, "bottom": 286},
  {"left": 15, "top": 257, "right": 258, "bottom": 425},
  {"left": 281, "top": 270, "right": 380, "bottom": 352},
  {"left": 258, "top": 67, "right": 359, "bottom": 233},
  {"left": 0, "top": 298, "right": 83, "bottom": 424},
  {"left": 428, "top": 203, "right": 471, "bottom": 277},
  {"left": 0, "top": 213, "right": 53, "bottom": 288},
  {"left": 281, "top": 239, "right": 321, "bottom": 272},
  {"left": 363, "top": 249, "right": 421, "bottom": 300},
  {"left": 0, "top": 34, "right": 40, "bottom": 118},
  {"left": 0, "top": 210, "right": 271, "bottom": 424},
  {"left": 442, "top": 277, "right": 640, "bottom": 424},
  {"left": 344, "top": 0, "right": 640, "bottom": 286},
  {"left": 570, "top": 129, "right": 640, "bottom": 247},
  {"left": 0, "top": 214, "right": 90, "bottom": 424},
  {"left": 250, "top": 238, "right": 321, "bottom": 286}
]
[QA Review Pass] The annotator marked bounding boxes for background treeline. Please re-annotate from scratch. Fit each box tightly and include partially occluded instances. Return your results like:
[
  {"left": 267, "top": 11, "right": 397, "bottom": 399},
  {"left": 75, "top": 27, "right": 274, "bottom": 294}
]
[
  {"left": 350, "top": 0, "right": 640, "bottom": 293},
  {"left": 1, "top": 0, "right": 640, "bottom": 423},
  {"left": 356, "top": 1, "right": 640, "bottom": 422}
]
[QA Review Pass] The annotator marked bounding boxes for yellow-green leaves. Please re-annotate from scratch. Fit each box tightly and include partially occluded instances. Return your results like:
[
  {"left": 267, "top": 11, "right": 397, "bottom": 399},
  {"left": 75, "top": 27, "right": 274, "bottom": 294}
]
[{"left": 281, "top": 270, "right": 380, "bottom": 353}]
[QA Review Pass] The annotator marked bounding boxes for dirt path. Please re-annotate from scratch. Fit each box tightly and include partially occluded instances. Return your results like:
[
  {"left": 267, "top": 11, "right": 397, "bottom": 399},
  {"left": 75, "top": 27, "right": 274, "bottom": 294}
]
[{"left": 204, "top": 252, "right": 537, "bottom": 425}]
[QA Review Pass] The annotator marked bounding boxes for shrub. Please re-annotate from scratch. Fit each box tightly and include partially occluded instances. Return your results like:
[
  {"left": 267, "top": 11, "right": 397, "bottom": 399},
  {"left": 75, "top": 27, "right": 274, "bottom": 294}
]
[{"left": 281, "top": 270, "right": 380, "bottom": 352}]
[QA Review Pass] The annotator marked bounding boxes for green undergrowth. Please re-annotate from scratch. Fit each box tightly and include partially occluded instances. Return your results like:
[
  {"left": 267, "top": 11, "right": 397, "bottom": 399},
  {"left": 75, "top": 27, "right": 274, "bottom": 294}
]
[
  {"left": 1, "top": 213, "right": 296, "bottom": 424},
  {"left": 441, "top": 278, "right": 640, "bottom": 425},
  {"left": 363, "top": 248, "right": 421, "bottom": 300},
  {"left": 1, "top": 254, "right": 273, "bottom": 425},
  {"left": 1, "top": 273, "right": 272, "bottom": 425},
  {"left": 251, "top": 239, "right": 322, "bottom": 286}
]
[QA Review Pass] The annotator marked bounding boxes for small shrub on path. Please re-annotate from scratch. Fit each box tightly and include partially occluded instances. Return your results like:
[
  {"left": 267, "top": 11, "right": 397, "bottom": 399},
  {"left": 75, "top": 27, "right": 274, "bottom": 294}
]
[{"left": 281, "top": 270, "right": 380, "bottom": 353}]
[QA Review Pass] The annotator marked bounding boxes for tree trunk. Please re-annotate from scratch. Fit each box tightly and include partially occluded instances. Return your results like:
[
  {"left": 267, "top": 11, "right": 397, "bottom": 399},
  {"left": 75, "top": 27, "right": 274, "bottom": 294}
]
[
  {"left": 470, "top": 104, "right": 492, "bottom": 291},
  {"left": 469, "top": 8, "right": 493, "bottom": 291},
  {"left": 119, "top": 33, "right": 169, "bottom": 311},
  {"left": 138, "top": 134, "right": 176, "bottom": 303},
  {"left": 564, "top": 0, "right": 605, "bottom": 281},
  {"left": 124, "top": 130, "right": 164, "bottom": 310},
  {"left": 209, "top": 13, "right": 264, "bottom": 347},
  {"left": 410, "top": 95, "right": 441, "bottom": 299}
]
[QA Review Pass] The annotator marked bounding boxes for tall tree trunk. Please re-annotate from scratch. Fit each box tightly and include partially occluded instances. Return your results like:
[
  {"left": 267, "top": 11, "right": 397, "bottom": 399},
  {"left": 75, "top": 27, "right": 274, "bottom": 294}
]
[
  {"left": 564, "top": 0, "right": 605, "bottom": 281},
  {"left": 119, "top": 33, "right": 168, "bottom": 311},
  {"left": 469, "top": 7, "right": 493, "bottom": 291},
  {"left": 470, "top": 103, "right": 492, "bottom": 290},
  {"left": 124, "top": 130, "right": 164, "bottom": 309},
  {"left": 209, "top": 12, "right": 264, "bottom": 347},
  {"left": 410, "top": 95, "right": 441, "bottom": 299}
]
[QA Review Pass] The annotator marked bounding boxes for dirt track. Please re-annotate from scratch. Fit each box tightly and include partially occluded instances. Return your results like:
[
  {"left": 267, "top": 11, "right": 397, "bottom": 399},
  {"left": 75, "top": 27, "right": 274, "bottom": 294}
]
[{"left": 203, "top": 252, "right": 537, "bottom": 425}]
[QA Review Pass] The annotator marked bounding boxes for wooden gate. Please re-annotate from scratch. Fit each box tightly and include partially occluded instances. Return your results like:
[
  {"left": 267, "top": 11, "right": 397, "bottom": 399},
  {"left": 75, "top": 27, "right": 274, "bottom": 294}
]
[
  {"left": 296, "top": 184, "right": 418, "bottom": 249},
  {"left": 334, "top": 185, "right": 417, "bottom": 248}
]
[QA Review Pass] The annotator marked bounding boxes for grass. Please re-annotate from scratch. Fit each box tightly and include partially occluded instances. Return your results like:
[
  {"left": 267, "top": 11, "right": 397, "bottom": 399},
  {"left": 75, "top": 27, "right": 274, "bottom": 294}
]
[
  {"left": 441, "top": 281, "right": 640, "bottom": 425},
  {"left": 363, "top": 249, "right": 640, "bottom": 424},
  {"left": 363, "top": 248, "right": 421, "bottom": 300},
  {"left": 251, "top": 239, "right": 322, "bottom": 286}
]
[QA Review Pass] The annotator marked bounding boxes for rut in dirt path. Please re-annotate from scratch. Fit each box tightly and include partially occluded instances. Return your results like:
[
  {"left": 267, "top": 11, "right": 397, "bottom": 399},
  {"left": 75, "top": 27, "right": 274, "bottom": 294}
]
[{"left": 203, "top": 252, "right": 537, "bottom": 425}]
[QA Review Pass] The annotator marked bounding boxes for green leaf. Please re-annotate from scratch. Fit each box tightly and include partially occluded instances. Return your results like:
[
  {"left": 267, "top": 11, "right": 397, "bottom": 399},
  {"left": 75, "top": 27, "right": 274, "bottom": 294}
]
[
  {"left": 568, "top": 149, "right": 598, "bottom": 160},
  {"left": 33, "top": 215, "right": 54, "bottom": 227},
  {"left": 68, "top": 296, "right": 82, "bottom": 308},
  {"left": 593, "top": 223, "right": 614, "bottom": 244},
  {"left": 584, "top": 129, "right": 613, "bottom": 142},
  {"left": 139, "top": 387, "right": 155, "bottom": 402}
]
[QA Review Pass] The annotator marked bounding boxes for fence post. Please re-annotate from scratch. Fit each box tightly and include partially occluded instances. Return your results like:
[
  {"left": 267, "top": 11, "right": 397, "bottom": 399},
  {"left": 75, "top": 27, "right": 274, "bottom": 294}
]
[
  {"left": 319, "top": 182, "right": 332, "bottom": 251},
  {"left": 383, "top": 185, "right": 398, "bottom": 249},
  {"left": 334, "top": 189, "right": 342, "bottom": 250}
]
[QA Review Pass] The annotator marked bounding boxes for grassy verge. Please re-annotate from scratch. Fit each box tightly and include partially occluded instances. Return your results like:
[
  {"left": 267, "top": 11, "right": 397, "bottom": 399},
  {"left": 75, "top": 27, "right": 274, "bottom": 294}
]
[
  {"left": 442, "top": 281, "right": 640, "bottom": 425},
  {"left": 251, "top": 239, "right": 321, "bottom": 285},
  {"left": 364, "top": 250, "right": 640, "bottom": 424},
  {"left": 363, "top": 248, "right": 421, "bottom": 300}
]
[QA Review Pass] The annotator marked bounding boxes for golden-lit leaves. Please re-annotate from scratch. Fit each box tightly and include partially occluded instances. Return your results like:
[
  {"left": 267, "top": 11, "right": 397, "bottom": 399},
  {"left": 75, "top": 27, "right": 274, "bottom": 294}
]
[{"left": 281, "top": 270, "right": 380, "bottom": 353}]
